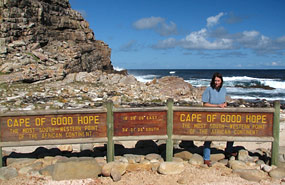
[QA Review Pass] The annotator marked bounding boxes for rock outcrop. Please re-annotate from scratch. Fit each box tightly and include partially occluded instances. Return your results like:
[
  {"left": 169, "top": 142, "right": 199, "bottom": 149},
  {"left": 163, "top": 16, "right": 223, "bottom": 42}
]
[{"left": 0, "top": 0, "right": 113, "bottom": 83}]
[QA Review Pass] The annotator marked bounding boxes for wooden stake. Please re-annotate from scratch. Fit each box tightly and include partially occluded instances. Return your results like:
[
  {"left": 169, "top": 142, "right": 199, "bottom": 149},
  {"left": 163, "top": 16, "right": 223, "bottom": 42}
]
[
  {"left": 272, "top": 101, "right": 280, "bottom": 165},
  {"left": 166, "top": 98, "right": 174, "bottom": 161},
  {"left": 106, "top": 100, "right": 114, "bottom": 162}
]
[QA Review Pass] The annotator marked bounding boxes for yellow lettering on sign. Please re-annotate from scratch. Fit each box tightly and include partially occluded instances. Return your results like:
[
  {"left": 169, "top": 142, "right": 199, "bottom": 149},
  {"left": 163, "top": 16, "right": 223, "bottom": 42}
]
[
  {"left": 35, "top": 117, "right": 46, "bottom": 126},
  {"left": 209, "top": 124, "right": 225, "bottom": 129},
  {"left": 59, "top": 126, "right": 82, "bottom": 132},
  {"left": 182, "top": 123, "right": 191, "bottom": 128},
  {"left": 39, "top": 127, "right": 55, "bottom": 132},
  {"left": 233, "top": 129, "right": 258, "bottom": 135},
  {"left": 41, "top": 132, "right": 63, "bottom": 139},
  {"left": 198, "top": 129, "right": 208, "bottom": 134},
  {"left": 7, "top": 118, "right": 30, "bottom": 127},
  {"left": 51, "top": 117, "right": 73, "bottom": 126},
  {"left": 246, "top": 115, "right": 267, "bottom": 123},
  {"left": 220, "top": 114, "right": 241, "bottom": 123},
  {"left": 180, "top": 113, "right": 202, "bottom": 123},
  {"left": 188, "top": 129, "right": 195, "bottom": 134},
  {"left": 146, "top": 127, "right": 159, "bottom": 132},
  {"left": 193, "top": 124, "right": 206, "bottom": 129},
  {"left": 206, "top": 114, "right": 217, "bottom": 122},
  {"left": 230, "top": 124, "right": 250, "bottom": 129},
  {"left": 78, "top": 116, "right": 99, "bottom": 125},
  {"left": 65, "top": 132, "right": 85, "bottom": 138},
  {"left": 251, "top": 124, "right": 265, "bottom": 129},
  {"left": 22, "top": 128, "right": 35, "bottom": 134},
  {"left": 84, "top": 125, "right": 98, "bottom": 131},
  {"left": 146, "top": 115, "right": 158, "bottom": 120}
]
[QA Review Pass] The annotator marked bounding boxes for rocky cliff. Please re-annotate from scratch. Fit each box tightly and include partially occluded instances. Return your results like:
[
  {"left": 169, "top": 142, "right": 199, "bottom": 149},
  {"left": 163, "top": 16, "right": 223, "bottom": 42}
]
[{"left": 0, "top": 0, "right": 114, "bottom": 83}]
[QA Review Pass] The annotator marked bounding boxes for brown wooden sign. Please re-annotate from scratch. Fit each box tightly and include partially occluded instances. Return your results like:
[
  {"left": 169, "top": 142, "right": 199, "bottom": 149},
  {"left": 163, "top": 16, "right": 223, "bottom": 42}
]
[
  {"left": 173, "top": 111, "right": 273, "bottom": 137},
  {"left": 114, "top": 111, "right": 167, "bottom": 136},
  {"left": 0, "top": 113, "right": 107, "bottom": 142}
]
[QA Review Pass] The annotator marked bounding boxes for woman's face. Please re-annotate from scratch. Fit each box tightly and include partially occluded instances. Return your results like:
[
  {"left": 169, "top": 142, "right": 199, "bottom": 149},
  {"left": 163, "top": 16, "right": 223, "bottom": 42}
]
[{"left": 214, "top": 77, "right": 222, "bottom": 88}]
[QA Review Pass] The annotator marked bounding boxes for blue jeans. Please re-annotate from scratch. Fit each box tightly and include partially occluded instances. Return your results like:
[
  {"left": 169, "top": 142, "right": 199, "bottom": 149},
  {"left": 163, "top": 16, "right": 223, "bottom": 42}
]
[{"left": 203, "top": 141, "right": 234, "bottom": 160}]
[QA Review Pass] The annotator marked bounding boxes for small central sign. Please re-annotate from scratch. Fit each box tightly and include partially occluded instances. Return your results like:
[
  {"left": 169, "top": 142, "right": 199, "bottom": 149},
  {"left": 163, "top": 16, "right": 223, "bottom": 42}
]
[{"left": 114, "top": 111, "right": 167, "bottom": 136}]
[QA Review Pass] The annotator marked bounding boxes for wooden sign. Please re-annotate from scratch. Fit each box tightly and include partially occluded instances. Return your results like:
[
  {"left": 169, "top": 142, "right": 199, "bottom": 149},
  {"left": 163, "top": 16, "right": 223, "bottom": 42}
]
[
  {"left": 0, "top": 113, "right": 107, "bottom": 142},
  {"left": 173, "top": 111, "right": 273, "bottom": 137},
  {"left": 114, "top": 111, "right": 167, "bottom": 136}
]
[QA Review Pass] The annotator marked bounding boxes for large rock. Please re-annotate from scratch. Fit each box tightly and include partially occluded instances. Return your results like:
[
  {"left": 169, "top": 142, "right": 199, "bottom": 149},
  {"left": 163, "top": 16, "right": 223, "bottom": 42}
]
[
  {"left": 233, "top": 169, "right": 269, "bottom": 182},
  {"left": 188, "top": 153, "right": 203, "bottom": 166},
  {"left": 269, "top": 167, "right": 285, "bottom": 179},
  {"left": 158, "top": 162, "right": 185, "bottom": 175},
  {"left": 228, "top": 160, "right": 252, "bottom": 170},
  {"left": 174, "top": 151, "right": 193, "bottom": 161},
  {"left": 101, "top": 161, "right": 128, "bottom": 177},
  {"left": 52, "top": 158, "right": 102, "bottom": 180},
  {"left": 0, "top": 167, "right": 18, "bottom": 180},
  {"left": 0, "top": 0, "right": 114, "bottom": 83}
]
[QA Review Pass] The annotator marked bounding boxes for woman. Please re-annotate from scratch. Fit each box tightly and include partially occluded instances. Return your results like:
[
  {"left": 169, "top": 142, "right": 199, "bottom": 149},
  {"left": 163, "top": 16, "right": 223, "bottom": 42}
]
[{"left": 202, "top": 72, "right": 235, "bottom": 167}]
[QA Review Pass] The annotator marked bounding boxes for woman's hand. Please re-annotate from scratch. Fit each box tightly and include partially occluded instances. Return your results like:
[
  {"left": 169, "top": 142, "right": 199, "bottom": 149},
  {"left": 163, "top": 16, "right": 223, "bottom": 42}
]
[
  {"left": 218, "top": 102, "right": 227, "bottom": 108},
  {"left": 203, "top": 102, "right": 227, "bottom": 108}
]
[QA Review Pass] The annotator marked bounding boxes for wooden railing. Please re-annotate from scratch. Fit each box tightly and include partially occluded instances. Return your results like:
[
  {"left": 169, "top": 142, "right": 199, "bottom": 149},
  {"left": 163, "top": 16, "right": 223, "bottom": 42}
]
[{"left": 0, "top": 99, "right": 280, "bottom": 167}]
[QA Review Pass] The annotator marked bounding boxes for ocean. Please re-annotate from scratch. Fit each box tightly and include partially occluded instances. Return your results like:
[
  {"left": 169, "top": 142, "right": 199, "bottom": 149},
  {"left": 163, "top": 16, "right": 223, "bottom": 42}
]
[{"left": 127, "top": 69, "right": 285, "bottom": 104}]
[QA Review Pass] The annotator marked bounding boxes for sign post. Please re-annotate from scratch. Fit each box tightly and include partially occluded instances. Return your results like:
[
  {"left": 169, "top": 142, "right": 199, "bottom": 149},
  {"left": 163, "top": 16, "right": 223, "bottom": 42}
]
[
  {"left": 166, "top": 98, "right": 174, "bottom": 161},
  {"left": 106, "top": 101, "right": 114, "bottom": 162},
  {"left": 272, "top": 101, "right": 280, "bottom": 165}
]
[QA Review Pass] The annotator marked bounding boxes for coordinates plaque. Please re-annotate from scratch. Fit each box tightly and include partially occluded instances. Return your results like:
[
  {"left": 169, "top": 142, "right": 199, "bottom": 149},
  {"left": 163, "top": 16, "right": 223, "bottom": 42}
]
[{"left": 114, "top": 111, "right": 167, "bottom": 136}]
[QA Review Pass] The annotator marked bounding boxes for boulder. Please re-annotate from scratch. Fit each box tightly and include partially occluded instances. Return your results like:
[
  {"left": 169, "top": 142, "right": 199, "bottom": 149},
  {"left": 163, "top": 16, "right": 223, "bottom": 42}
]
[
  {"left": 269, "top": 167, "right": 285, "bottom": 179},
  {"left": 52, "top": 158, "right": 101, "bottom": 180},
  {"left": 158, "top": 162, "right": 185, "bottom": 175},
  {"left": 102, "top": 161, "right": 128, "bottom": 177}
]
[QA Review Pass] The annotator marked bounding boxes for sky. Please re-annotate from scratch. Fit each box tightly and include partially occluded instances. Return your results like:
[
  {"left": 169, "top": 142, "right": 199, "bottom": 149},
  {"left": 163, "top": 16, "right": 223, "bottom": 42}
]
[{"left": 69, "top": 0, "right": 285, "bottom": 69}]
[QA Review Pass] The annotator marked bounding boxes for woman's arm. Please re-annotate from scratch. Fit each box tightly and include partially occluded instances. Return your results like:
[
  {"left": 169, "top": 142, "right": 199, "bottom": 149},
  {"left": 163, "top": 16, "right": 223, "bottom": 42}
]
[{"left": 203, "top": 102, "right": 227, "bottom": 108}]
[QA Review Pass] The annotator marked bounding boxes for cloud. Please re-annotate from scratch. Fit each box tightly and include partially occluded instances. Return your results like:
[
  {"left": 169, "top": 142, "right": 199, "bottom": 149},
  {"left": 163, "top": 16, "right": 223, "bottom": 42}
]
[
  {"left": 182, "top": 29, "right": 233, "bottom": 49},
  {"left": 133, "top": 16, "right": 164, "bottom": 29},
  {"left": 152, "top": 38, "right": 177, "bottom": 49},
  {"left": 225, "top": 12, "right": 246, "bottom": 24},
  {"left": 119, "top": 40, "right": 139, "bottom": 52},
  {"left": 207, "top": 12, "right": 224, "bottom": 27},
  {"left": 149, "top": 12, "right": 285, "bottom": 57},
  {"left": 155, "top": 21, "right": 177, "bottom": 36},
  {"left": 265, "top": 61, "right": 285, "bottom": 67},
  {"left": 154, "top": 29, "right": 233, "bottom": 50},
  {"left": 133, "top": 16, "right": 177, "bottom": 36}
]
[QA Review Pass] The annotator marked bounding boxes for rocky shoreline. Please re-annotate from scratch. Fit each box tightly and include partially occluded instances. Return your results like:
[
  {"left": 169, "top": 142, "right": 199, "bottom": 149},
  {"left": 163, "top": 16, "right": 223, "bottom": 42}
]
[
  {"left": 1, "top": 71, "right": 285, "bottom": 183},
  {"left": 0, "top": 70, "right": 284, "bottom": 113}
]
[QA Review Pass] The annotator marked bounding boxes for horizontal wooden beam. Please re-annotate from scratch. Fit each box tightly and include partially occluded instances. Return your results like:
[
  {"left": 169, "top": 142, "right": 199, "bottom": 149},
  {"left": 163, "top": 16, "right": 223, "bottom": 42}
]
[
  {"left": 173, "top": 106, "right": 275, "bottom": 113},
  {"left": 113, "top": 107, "right": 167, "bottom": 112},
  {"left": 0, "top": 138, "right": 108, "bottom": 147},
  {"left": 0, "top": 108, "right": 107, "bottom": 117},
  {"left": 113, "top": 135, "right": 168, "bottom": 141},
  {"left": 172, "top": 135, "right": 274, "bottom": 142}
]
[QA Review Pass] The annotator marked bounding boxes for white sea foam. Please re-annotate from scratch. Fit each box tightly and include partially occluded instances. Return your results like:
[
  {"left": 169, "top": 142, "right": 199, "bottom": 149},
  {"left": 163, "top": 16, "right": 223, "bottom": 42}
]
[
  {"left": 230, "top": 95, "right": 284, "bottom": 102},
  {"left": 134, "top": 74, "right": 159, "bottom": 83},
  {"left": 224, "top": 76, "right": 285, "bottom": 89},
  {"left": 263, "top": 80, "right": 285, "bottom": 89},
  {"left": 130, "top": 71, "right": 285, "bottom": 103},
  {"left": 114, "top": 66, "right": 125, "bottom": 71}
]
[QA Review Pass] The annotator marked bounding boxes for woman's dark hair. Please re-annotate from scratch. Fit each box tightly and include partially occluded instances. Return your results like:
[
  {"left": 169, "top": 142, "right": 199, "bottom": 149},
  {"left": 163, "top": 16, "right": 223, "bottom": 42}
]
[{"left": 210, "top": 72, "right": 223, "bottom": 91}]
